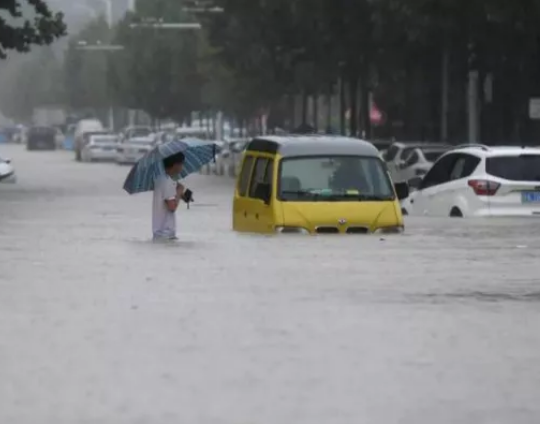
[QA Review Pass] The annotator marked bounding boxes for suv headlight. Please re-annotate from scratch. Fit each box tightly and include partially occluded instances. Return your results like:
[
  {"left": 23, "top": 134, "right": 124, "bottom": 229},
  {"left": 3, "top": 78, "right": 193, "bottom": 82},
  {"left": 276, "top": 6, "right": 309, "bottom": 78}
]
[
  {"left": 374, "top": 226, "right": 404, "bottom": 234},
  {"left": 275, "top": 226, "right": 310, "bottom": 234}
]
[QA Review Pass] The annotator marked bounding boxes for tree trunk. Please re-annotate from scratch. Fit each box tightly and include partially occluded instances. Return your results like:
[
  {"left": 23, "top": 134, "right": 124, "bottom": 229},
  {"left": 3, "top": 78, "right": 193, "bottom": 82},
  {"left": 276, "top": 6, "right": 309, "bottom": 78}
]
[
  {"left": 339, "top": 76, "right": 346, "bottom": 135},
  {"left": 301, "top": 91, "right": 308, "bottom": 124},
  {"left": 313, "top": 94, "right": 319, "bottom": 130},
  {"left": 349, "top": 73, "right": 359, "bottom": 137},
  {"left": 326, "top": 83, "right": 332, "bottom": 131},
  {"left": 359, "top": 66, "right": 370, "bottom": 139}
]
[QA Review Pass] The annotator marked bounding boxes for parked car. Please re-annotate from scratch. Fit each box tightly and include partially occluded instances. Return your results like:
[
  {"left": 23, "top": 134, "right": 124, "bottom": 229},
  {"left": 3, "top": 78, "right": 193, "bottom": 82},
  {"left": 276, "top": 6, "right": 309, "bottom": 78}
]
[
  {"left": 119, "top": 126, "right": 153, "bottom": 143},
  {"left": 226, "top": 138, "right": 250, "bottom": 153},
  {"left": 176, "top": 126, "right": 211, "bottom": 140},
  {"left": 26, "top": 126, "right": 57, "bottom": 150},
  {"left": 385, "top": 141, "right": 449, "bottom": 181},
  {"left": 210, "top": 143, "right": 231, "bottom": 175},
  {"left": 54, "top": 128, "right": 64, "bottom": 149},
  {"left": 74, "top": 119, "right": 104, "bottom": 161},
  {"left": 0, "top": 156, "right": 16, "bottom": 183},
  {"left": 401, "top": 144, "right": 540, "bottom": 217},
  {"left": 371, "top": 139, "right": 394, "bottom": 158},
  {"left": 81, "top": 134, "right": 119, "bottom": 162},
  {"left": 152, "top": 130, "right": 175, "bottom": 145},
  {"left": 397, "top": 145, "right": 451, "bottom": 182},
  {"left": 116, "top": 136, "right": 155, "bottom": 165}
]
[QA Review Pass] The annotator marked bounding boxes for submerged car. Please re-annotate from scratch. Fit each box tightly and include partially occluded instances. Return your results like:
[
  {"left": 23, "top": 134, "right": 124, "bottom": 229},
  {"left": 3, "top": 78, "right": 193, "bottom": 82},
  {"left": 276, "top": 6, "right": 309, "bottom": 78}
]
[
  {"left": 398, "top": 145, "right": 450, "bottom": 182},
  {"left": 26, "top": 126, "right": 56, "bottom": 150},
  {"left": 116, "top": 136, "right": 155, "bottom": 165},
  {"left": 232, "top": 135, "right": 409, "bottom": 234},
  {"left": 0, "top": 156, "right": 16, "bottom": 183},
  {"left": 402, "top": 144, "right": 540, "bottom": 217},
  {"left": 81, "top": 134, "right": 119, "bottom": 162}
]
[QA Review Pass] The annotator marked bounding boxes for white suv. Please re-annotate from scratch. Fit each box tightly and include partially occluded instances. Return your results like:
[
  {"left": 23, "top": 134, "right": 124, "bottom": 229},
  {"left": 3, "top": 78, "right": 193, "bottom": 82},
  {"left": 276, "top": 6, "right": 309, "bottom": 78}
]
[{"left": 401, "top": 145, "right": 540, "bottom": 217}]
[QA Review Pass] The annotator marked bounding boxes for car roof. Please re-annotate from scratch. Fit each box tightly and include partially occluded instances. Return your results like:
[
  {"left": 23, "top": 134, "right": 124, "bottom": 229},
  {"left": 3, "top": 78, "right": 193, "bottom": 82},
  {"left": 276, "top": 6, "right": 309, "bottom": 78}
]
[
  {"left": 128, "top": 136, "right": 154, "bottom": 142},
  {"left": 90, "top": 134, "right": 116, "bottom": 139},
  {"left": 417, "top": 146, "right": 451, "bottom": 152},
  {"left": 246, "top": 135, "right": 380, "bottom": 157},
  {"left": 450, "top": 145, "right": 540, "bottom": 157},
  {"left": 126, "top": 126, "right": 151, "bottom": 130}
]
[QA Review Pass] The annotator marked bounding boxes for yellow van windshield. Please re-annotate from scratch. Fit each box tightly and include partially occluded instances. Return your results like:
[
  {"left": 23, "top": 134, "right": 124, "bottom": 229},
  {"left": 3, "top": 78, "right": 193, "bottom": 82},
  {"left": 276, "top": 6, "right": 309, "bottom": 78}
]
[{"left": 279, "top": 156, "right": 394, "bottom": 201}]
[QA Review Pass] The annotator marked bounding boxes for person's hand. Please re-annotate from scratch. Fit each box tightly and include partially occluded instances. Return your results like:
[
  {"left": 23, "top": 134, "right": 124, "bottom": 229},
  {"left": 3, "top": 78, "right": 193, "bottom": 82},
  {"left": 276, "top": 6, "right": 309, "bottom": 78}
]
[{"left": 176, "top": 183, "right": 185, "bottom": 197}]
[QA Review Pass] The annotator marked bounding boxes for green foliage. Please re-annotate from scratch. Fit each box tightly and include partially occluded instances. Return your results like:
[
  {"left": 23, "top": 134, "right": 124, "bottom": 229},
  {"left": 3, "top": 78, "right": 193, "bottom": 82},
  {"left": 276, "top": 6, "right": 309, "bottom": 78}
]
[
  {"left": 58, "top": 0, "right": 540, "bottom": 141},
  {"left": 63, "top": 17, "right": 112, "bottom": 111},
  {"left": 0, "top": 0, "right": 66, "bottom": 58},
  {"left": 109, "top": 0, "right": 204, "bottom": 121}
]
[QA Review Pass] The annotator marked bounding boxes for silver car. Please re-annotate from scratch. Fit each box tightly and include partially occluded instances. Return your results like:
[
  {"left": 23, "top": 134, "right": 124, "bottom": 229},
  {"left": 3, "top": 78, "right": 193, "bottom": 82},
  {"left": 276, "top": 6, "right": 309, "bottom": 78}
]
[
  {"left": 116, "top": 136, "right": 155, "bottom": 165},
  {"left": 81, "top": 134, "right": 120, "bottom": 162}
]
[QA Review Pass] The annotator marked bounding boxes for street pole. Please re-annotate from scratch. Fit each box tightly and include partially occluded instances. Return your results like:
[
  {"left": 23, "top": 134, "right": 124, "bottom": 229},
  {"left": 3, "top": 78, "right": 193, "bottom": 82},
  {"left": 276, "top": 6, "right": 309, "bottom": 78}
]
[
  {"left": 467, "top": 70, "right": 479, "bottom": 144},
  {"left": 441, "top": 47, "right": 449, "bottom": 142},
  {"left": 76, "top": 42, "right": 124, "bottom": 131},
  {"left": 90, "top": 0, "right": 114, "bottom": 130}
]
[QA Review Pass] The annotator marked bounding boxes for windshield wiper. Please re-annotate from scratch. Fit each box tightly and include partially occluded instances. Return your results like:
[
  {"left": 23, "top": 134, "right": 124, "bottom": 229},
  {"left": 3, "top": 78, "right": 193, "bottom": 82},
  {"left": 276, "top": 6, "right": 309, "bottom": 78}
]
[
  {"left": 281, "top": 190, "right": 321, "bottom": 199},
  {"left": 336, "top": 193, "right": 395, "bottom": 201}
]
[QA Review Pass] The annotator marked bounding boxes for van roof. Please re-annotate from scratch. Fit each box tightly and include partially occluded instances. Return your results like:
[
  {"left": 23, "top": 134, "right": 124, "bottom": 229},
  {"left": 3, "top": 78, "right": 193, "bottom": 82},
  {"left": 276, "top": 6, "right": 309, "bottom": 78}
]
[{"left": 246, "top": 135, "right": 379, "bottom": 157}]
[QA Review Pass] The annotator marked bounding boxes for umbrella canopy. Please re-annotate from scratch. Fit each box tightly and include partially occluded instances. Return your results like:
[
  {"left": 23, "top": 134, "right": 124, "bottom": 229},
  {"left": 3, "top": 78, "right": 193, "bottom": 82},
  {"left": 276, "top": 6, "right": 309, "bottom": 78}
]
[{"left": 123, "top": 137, "right": 219, "bottom": 194}]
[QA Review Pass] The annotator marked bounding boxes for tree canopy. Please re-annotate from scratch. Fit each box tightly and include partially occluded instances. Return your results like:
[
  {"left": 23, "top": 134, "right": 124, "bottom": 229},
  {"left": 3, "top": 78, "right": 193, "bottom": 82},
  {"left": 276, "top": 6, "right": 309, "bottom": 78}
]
[
  {"left": 0, "top": 0, "right": 66, "bottom": 58},
  {"left": 57, "top": 0, "right": 540, "bottom": 142}
]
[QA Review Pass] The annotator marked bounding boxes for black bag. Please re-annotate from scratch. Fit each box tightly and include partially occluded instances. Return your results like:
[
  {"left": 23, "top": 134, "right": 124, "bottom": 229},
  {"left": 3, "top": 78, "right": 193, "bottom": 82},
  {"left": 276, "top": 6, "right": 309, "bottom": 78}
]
[{"left": 181, "top": 188, "right": 194, "bottom": 208}]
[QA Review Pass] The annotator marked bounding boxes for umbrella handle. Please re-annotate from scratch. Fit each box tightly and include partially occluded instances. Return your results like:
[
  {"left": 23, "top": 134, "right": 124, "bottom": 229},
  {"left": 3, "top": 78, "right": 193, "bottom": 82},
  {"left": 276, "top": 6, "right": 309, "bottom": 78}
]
[{"left": 213, "top": 144, "right": 216, "bottom": 163}]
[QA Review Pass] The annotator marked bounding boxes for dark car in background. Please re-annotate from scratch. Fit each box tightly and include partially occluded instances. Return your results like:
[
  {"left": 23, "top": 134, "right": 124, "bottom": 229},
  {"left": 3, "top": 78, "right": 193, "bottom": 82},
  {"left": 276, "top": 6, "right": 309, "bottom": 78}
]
[{"left": 27, "top": 126, "right": 56, "bottom": 151}]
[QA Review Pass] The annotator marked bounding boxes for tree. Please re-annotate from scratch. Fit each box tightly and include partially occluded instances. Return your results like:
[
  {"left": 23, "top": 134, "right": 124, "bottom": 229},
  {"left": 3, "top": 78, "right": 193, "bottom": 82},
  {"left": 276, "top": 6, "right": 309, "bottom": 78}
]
[
  {"left": 109, "top": 0, "right": 205, "bottom": 122},
  {"left": 63, "top": 17, "right": 112, "bottom": 114},
  {"left": 0, "top": 0, "right": 66, "bottom": 57}
]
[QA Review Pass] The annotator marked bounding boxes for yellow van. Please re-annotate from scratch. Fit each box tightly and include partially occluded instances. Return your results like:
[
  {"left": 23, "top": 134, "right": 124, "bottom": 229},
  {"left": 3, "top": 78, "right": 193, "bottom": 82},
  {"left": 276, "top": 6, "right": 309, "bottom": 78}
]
[{"left": 232, "top": 135, "right": 409, "bottom": 234}]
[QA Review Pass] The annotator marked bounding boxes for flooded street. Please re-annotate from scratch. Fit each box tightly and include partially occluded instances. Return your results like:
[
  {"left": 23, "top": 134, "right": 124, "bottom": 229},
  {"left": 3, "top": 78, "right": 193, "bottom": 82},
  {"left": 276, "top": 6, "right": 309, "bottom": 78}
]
[{"left": 1, "top": 144, "right": 540, "bottom": 424}]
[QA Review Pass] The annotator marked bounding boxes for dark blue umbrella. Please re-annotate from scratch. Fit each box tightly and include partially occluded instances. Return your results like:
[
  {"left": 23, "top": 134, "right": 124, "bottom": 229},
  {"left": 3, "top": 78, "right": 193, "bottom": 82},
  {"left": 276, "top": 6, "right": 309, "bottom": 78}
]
[{"left": 123, "top": 137, "right": 219, "bottom": 194}]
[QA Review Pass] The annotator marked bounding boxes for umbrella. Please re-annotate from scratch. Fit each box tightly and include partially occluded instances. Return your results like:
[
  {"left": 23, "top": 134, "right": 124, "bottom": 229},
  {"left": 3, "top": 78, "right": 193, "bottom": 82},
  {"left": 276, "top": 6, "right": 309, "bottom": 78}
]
[{"left": 123, "top": 137, "right": 219, "bottom": 194}]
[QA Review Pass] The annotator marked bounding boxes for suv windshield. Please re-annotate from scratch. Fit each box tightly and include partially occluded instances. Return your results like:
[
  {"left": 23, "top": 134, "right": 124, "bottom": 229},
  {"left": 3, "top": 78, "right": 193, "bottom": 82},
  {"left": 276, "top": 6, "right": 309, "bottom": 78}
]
[
  {"left": 279, "top": 156, "right": 395, "bottom": 201},
  {"left": 486, "top": 155, "right": 540, "bottom": 181}
]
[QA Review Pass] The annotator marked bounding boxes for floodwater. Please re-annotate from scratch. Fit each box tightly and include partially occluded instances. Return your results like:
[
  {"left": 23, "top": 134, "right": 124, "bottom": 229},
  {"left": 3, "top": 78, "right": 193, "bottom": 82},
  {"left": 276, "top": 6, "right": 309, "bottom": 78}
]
[{"left": 1, "top": 144, "right": 539, "bottom": 424}]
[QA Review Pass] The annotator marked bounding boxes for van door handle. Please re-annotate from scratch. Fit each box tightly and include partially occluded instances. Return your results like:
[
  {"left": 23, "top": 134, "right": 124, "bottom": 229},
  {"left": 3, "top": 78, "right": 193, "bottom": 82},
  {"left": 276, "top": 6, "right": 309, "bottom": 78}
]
[
  {"left": 243, "top": 211, "right": 247, "bottom": 217},
  {"left": 255, "top": 213, "right": 259, "bottom": 220}
]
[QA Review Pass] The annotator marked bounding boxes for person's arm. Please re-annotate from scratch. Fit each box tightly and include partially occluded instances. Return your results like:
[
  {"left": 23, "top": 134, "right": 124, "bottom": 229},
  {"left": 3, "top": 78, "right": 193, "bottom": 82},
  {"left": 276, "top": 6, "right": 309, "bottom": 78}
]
[{"left": 161, "top": 179, "right": 180, "bottom": 212}]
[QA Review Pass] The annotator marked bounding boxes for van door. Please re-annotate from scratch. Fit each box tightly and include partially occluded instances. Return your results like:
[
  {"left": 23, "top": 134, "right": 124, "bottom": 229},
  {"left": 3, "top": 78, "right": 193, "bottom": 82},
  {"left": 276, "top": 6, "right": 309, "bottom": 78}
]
[
  {"left": 247, "top": 157, "right": 275, "bottom": 233},
  {"left": 233, "top": 154, "right": 255, "bottom": 231}
]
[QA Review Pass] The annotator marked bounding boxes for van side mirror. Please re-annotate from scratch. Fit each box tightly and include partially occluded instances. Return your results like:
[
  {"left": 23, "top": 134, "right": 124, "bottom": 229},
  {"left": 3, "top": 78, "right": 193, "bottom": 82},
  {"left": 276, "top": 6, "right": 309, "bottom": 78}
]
[
  {"left": 254, "top": 182, "right": 271, "bottom": 204},
  {"left": 394, "top": 182, "right": 409, "bottom": 200},
  {"left": 408, "top": 176, "right": 422, "bottom": 189}
]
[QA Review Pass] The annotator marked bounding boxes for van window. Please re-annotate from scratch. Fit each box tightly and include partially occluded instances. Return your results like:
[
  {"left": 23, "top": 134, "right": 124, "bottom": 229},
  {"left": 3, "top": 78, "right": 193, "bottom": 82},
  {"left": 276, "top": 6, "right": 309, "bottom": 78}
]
[
  {"left": 249, "top": 158, "right": 271, "bottom": 198},
  {"left": 237, "top": 155, "right": 254, "bottom": 196}
]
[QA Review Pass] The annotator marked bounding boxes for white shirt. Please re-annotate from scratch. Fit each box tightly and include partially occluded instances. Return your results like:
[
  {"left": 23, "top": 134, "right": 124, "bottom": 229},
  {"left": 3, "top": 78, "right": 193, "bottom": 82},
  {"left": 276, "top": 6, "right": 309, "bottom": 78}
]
[{"left": 152, "top": 174, "right": 177, "bottom": 239}]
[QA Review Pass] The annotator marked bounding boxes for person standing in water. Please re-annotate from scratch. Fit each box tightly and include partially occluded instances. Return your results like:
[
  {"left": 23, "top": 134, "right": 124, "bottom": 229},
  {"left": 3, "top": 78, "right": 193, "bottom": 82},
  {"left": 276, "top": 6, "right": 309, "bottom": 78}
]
[{"left": 152, "top": 152, "right": 185, "bottom": 240}]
